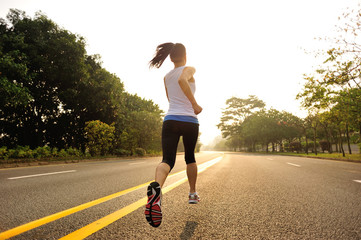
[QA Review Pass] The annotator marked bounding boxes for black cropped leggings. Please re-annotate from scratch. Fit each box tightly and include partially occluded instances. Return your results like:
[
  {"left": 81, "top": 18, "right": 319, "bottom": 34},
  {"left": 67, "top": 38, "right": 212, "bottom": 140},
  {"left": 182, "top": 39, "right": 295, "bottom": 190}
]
[{"left": 162, "top": 120, "right": 199, "bottom": 171}]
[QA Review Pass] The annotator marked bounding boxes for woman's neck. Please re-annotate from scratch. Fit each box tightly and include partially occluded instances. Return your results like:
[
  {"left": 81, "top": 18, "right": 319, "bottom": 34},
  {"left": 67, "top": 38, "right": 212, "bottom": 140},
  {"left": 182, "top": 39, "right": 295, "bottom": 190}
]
[{"left": 173, "top": 60, "right": 186, "bottom": 68}]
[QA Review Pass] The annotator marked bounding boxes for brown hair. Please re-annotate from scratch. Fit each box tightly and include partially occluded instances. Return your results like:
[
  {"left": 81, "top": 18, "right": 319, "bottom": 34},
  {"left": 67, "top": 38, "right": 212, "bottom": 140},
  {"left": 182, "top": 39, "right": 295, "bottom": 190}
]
[{"left": 149, "top": 42, "right": 186, "bottom": 68}]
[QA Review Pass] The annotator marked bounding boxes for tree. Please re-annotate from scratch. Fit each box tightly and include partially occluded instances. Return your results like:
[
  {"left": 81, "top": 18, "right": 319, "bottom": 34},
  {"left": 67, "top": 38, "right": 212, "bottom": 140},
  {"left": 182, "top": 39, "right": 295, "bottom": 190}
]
[
  {"left": 297, "top": 6, "right": 361, "bottom": 155},
  {"left": 305, "top": 114, "right": 320, "bottom": 155},
  {"left": 0, "top": 45, "right": 32, "bottom": 108},
  {"left": 84, "top": 120, "right": 115, "bottom": 156},
  {"left": 0, "top": 9, "right": 89, "bottom": 148},
  {"left": 218, "top": 96, "right": 303, "bottom": 153},
  {"left": 217, "top": 95, "right": 265, "bottom": 150},
  {"left": 240, "top": 111, "right": 274, "bottom": 152},
  {"left": 0, "top": 9, "right": 164, "bottom": 156},
  {"left": 117, "top": 93, "right": 163, "bottom": 154}
]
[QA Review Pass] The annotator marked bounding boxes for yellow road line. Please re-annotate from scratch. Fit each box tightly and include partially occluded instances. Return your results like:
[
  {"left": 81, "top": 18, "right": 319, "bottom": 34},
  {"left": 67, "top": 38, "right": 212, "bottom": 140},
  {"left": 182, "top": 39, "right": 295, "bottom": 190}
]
[
  {"left": 59, "top": 156, "right": 223, "bottom": 240},
  {"left": 0, "top": 181, "right": 153, "bottom": 240},
  {"left": 0, "top": 155, "right": 223, "bottom": 240},
  {"left": 0, "top": 172, "right": 175, "bottom": 239}
]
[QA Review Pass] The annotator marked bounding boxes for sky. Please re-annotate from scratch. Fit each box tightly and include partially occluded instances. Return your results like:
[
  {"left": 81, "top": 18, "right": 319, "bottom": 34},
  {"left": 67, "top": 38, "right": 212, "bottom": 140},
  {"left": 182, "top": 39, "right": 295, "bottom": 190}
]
[{"left": 1, "top": 0, "right": 360, "bottom": 145}]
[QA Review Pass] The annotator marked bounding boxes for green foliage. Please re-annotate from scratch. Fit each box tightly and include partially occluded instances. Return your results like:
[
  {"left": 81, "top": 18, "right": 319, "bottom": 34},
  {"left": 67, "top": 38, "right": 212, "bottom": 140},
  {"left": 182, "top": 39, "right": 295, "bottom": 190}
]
[
  {"left": 117, "top": 94, "right": 163, "bottom": 154},
  {"left": 51, "top": 147, "right": 59, "bottom": 157},
  {"left": 0, "top": 145, "right": 34, "bottom": 159},
  {"left": 66, "top": 147, "right": 82, "bottom": 157},
  {"left": 0, "top": 77, "right": 32, "bottom": 108},
  {"left": 134, "top": 148, "right": 146, "bottom": 156},
  {"left": 0, "top": 9, "right": 164, "bottom": 156},
  {"left": 287, "top": 142, "right": 302, "bottom": 153},
  {"left": 350, "top": 132, "right": 360, "bottom": 144},
  {"left": 217, "top": 95, "right": 265, "bottom": 139},
  {"left": 34, "top": 146, "right": 52, "bottom": 159},
  {"left": 58, "top": 149, "right": 69, "bottom": 158},
  {"left": 84, "top": 120, "right": 115, "bottom": 156},
  {"left": 218, "top": 98, "right": 303, "bottom": 152},
  {"left": 295, "top": 7, "right": 361, "bottom": 156},
  {"left": 0, "top": 145, "right": 85, "bottom": 160},
  {"left": 319, "top": 140, "right": 331, "bottom": 153},
  {"left": 0, "top": 9, "right": 120, "bottom": 150},
  {"left": 0, "top": 146, "right": 8, "bottom": 159},
  {"left": 16, "top": 145, "right": 34, "bottom": 158},
  {"left": 114, "top": 149, "right": 131, "bottom": 156},
  {"left": 6, "top": 149, "right": 16, "bottom": 159},
  {"left": 306, "top": 141, "right": 320, "bottom": 153},
  {"left": 0, "top": 9, "right": 89, "bottom": 148},
  {"left": 0, "top": 12, "right": 33, "bottom": 109}
]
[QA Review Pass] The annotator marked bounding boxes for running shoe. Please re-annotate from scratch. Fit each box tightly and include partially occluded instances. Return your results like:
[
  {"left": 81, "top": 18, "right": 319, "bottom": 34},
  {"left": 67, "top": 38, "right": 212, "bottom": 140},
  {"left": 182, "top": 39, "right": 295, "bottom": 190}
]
[
  {"left": 145, "top": 181, "right": 162, "bottom": 227},
  {"left": 188, "top": 192, "right": 200, "bottom": 204}
]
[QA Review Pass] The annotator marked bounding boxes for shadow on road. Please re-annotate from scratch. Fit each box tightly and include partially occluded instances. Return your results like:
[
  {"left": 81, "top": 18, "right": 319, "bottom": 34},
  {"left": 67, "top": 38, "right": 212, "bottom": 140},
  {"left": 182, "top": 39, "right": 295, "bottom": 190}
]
[{"left": 180, "top": 221, "right": 198, "bottom": 240}]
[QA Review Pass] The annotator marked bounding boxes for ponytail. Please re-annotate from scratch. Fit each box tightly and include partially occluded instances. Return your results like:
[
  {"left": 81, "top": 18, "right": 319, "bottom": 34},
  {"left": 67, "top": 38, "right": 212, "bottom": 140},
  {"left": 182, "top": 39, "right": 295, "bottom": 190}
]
[
  {"left": 149, "top": 42, "right": 186, "bottom": 68},
  {"left": 149, "top": 42, "right": 175, "bottom": 68}
]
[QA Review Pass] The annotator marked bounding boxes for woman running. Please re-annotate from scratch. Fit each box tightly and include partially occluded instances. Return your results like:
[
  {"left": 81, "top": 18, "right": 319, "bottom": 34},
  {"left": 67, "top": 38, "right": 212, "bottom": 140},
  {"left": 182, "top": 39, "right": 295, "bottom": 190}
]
[{"left": 145, "top": 43, "right": 202, "bottom": 228}]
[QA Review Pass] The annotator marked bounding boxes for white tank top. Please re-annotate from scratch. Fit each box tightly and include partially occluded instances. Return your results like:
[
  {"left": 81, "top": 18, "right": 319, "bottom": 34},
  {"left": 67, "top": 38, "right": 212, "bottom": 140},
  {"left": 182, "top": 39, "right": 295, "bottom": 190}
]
[{"left": 164, "top": 66, "right": 197, "bottom": 118}]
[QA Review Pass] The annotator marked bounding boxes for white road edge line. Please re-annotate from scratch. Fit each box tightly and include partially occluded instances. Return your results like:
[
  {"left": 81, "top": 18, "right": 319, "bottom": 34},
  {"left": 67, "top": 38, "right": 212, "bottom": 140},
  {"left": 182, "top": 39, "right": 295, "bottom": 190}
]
[
  {"left": 8, "top": 170, "right": 76, "bottom": 180},
  {"left": 267, "top": 158, "right": 273, "bottom": 160},
  {"left": 287, "top": 162, "right": 301, "bottom": 167},
  {"left": 353, "top": 180, "right": 361, "bottom": 183}
]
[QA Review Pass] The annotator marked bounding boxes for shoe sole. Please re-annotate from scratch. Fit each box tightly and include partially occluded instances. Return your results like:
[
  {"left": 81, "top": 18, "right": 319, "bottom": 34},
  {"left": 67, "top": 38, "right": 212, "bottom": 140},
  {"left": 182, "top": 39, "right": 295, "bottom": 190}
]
[{"left": 145, "top": 182, "right": 162, "bottom": 227}]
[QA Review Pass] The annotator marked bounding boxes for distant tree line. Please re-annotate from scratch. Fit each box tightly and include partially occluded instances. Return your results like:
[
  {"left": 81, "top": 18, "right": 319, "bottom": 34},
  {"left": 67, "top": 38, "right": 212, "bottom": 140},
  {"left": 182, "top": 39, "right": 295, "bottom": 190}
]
[
  {"left": 217, "top": 96, "right": 306, "bottom": 153},
  {"left": 217, "top": 7, "right": 361, "bottom": 155},
  {"left": 217, "top": 94, "right": 360, "bottom": 154},
  {"left": 0, "top": 9, "right": 163, "bottom": 157}
]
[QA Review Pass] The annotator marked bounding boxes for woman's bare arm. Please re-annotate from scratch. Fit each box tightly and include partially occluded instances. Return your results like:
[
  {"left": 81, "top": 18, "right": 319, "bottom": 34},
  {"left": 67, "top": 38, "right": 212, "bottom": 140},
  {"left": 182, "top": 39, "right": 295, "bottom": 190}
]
[{"left": 178, "top": 67, "right": 202, "bottom": 115}]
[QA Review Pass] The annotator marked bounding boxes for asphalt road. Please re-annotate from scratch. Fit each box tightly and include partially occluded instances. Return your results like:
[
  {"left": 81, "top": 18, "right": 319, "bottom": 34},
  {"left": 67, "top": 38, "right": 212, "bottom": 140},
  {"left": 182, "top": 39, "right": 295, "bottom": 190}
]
[{"left": 0, "top": 152, "right": 360, "bottom": 239}]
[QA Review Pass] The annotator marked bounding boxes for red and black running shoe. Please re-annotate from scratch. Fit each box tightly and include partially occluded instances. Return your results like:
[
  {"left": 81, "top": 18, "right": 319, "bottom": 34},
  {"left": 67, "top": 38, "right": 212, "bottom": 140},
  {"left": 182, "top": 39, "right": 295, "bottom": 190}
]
[{"left": 145, "top": 181, "right": 162, "bottom": 227}]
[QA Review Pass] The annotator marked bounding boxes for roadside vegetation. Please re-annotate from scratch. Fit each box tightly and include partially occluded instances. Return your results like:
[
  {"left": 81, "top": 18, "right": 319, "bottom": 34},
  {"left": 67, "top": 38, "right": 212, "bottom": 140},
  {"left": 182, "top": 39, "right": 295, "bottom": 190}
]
[
  {"left": 0, "top": 10, "right": 153, "bottom": 163},
  {"left": 212, "top": 7, "right": 361, "bottom": 162},
  {"left": 263, "top": 152, "right": 361, "bottom": 162}
]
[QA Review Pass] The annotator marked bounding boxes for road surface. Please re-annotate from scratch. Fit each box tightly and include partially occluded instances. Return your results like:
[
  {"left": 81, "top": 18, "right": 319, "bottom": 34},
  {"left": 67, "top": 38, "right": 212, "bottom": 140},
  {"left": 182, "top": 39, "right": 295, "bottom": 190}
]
[{"left": 0, "top": 152, "right": 360, "bottom": 239}]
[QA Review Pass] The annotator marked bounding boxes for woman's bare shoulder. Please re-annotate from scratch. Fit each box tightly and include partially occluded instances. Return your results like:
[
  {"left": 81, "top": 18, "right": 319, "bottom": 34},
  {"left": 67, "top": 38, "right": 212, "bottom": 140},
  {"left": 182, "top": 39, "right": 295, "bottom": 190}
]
[{"left": 182, "top": 66, "right": 196, "bottom": 75}]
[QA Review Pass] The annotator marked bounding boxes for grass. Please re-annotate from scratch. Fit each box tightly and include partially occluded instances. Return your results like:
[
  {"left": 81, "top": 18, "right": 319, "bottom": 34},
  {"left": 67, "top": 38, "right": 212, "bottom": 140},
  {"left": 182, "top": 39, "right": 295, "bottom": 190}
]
[{"left": 262, "top": 151, "right": 361, "bottom": 162}]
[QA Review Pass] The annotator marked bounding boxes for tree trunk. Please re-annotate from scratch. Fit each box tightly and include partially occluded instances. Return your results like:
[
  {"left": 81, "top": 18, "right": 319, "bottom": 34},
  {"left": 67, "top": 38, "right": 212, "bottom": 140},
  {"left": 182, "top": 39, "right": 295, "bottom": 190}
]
[
  {"left": 328, "top": 132, "right": 334, "bottom": 153},
  {"left": 305, "top": 137, "right": 309, "bottom": 154},
  {"left": 325, "top": 128, "right": 332, "bottom": 153},
  {"left": 339, "top": 129, "right": 345, "bottom": 157},
  {"left": 346, "top": 122, "right": 352, "bottom": 154},
  {"left": 279, "top": 141, "right": 283, "bottom": 152},
  {"left": 313, "top": 127, "right": 317, "bottom": 155},
  {"left": 335, "top": 137, "right": 339, "bottom": 152}
]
